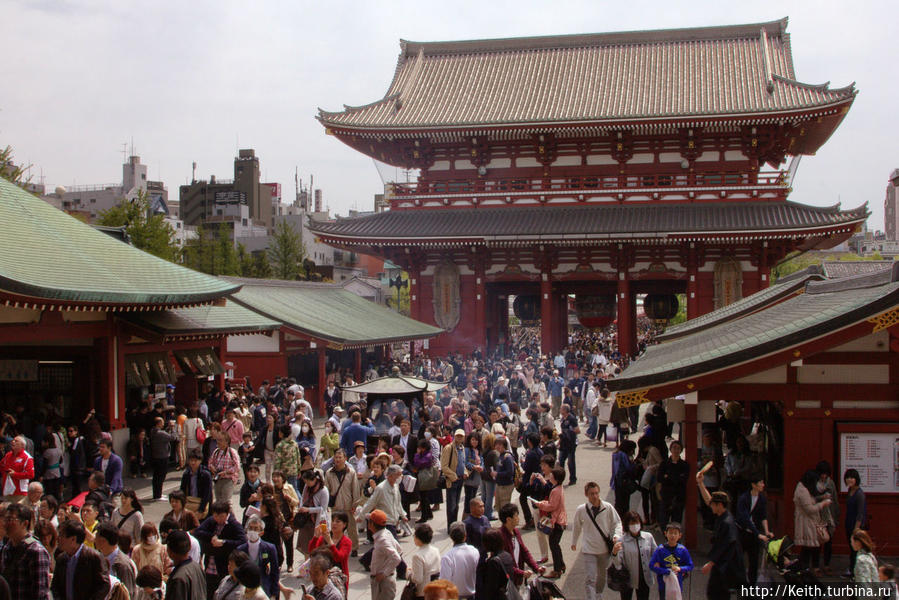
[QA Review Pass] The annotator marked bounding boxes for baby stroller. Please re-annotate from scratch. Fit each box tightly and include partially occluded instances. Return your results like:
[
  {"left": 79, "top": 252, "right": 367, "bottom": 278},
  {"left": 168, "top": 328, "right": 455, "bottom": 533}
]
[
  {"left": 527, "top": 577, "right": 565, "bottom": 600},
  {"left": 766, "top": 535, "right": 820, "bottom": 585}
]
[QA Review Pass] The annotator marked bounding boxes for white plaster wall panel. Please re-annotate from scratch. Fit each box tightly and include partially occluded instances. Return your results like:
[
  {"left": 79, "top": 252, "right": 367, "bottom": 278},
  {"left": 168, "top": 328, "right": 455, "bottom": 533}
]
[
  {"left": 430, "top": 161, "right": 451, "bottom": 171},
  {"left": 698, "top": 260, "right": 754, "bottom": 273},
  {"left": 631, "top": 261, "right": 686, "bottom": 273},
  {"left": 731, "top": 366, "right": 788, "bottom": 384},
  {"left": 516, "top": 157, "right": 541, "bottom": 168},
  {"left": 455, "top": 159, "right": 475, "bottom": 170},
  {"left": 586, "top": 154, "right": 618, "bottom": 165},
  {"left": 698, "top": 400, "right": 717, "bottom": 422},
  {"left": 724, "top": 150, "right": 745, "bottom": 161},
  {"left": 828, "top": 330, "right": 888, "bottom": 352},
  {"left": 695, "top": 151, "right": 720, "bottom": 162},
  {"left": 227, "top": 333, "right": 279, "bottom": 353},
  {"left": 590, "top": 263, "right": 617, "bottom": 273},
  {"left": 658, "top": 153, "right": 684, "bottom": 162},
  {"left": 552, "top": 156, "right": 582, "bottom": 167},
  {"left": 796, "top": 364, "right": 890, "bottom": 385},
  {"left": 486, "top": 264, "right": 508, "bottom": 275},
  {"left": 487, "top": 158, "right": 511, "bottom": 169},
  {"left": 62, "top": 311, "right": 106, "bottom": 323},
  {"left": 629, "top": 153, "right": 655, "bottom": 164},
  {"left": 0, "top": 306, "right": 42, "bottom": 323}
]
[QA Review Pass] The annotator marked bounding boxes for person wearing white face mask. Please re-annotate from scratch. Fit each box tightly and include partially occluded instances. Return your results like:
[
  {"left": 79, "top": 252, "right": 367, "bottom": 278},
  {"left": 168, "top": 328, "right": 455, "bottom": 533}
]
[
  {"left": 133, "top": 522, "right": 173, "bottom": 577},
  {"left": 235, "top": 516, "right": 279, "bottom": 599},
  {"left": 610, "top": 512, "right": 656, "bottom": 600}
]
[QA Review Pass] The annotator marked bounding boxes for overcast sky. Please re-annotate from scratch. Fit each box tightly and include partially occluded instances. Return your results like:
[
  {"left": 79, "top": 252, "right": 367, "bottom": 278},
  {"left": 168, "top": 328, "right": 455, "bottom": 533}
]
[{"left": 3, "top": 0, "right": 896, "bottom": 229}]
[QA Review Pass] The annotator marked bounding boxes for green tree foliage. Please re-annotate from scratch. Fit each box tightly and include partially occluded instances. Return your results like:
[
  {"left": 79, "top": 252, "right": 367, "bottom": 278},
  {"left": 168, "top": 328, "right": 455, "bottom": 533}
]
[
  {"left": 772, "top": 251, "right": 892, "bottom": 283},
  {"left": 666, "top": 293, "right": 688, "bottom": 326},
  {"left": 96, "top": 190, "right": 179, "bottom": 262},
  {"left": 183, "top": 225, "right": 241, "bottom": 276},
  {"left": 267, "top": 221, "right": 306, "bottom": 280},
  {"left": 0, "top": 145, "right": 30, "bottom": 188},
  {"left": 237, "top": 243, "right": 273, "bottom": 278}
]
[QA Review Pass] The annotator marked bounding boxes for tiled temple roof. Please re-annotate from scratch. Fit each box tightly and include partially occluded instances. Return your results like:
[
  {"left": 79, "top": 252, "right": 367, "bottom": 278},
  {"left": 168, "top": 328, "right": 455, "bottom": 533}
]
[
  {"left": 310, "top": 201, "right": 868, "bottom": 245},
  {"left": 319, "top": 19, "right": 855, "bottom": 130}
]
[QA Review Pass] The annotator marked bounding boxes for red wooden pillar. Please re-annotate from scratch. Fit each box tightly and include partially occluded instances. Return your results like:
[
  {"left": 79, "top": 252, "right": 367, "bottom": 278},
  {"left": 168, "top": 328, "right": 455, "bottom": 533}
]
[
  {"left": 540, "top": 274, "right": 553, "bottom": 355},
  {"left": 617, "top": 277, "right": 635, "bottom": 359},
  {"left": 683, "top": 401, "right": 699, "bottom": 548},
  {"left": 557, "top": 293, "right": 569, "bottom": 350},
  {"left": 99, "top": 321, "right": 118, "bottom": 428},
  {"left": 687, "top": 264, "right": 699, "bottom": 319},
  {"left": 214, "top": 340, "right": 226, "bottom": 393},
  {"left": 316, "top": 347, "right": 327, "bottom": 416},
  {"left": 498, "top": 296, "right": 509, "bottom": 353},
  {"left": 474, "top": 270, "right": 487, "bottom": 352},
  {"left": 409, "top": 268, "right": 421, "bottom": 321},
  {"left": 354, "top": 349, "right": 362, "bottom": 382}
]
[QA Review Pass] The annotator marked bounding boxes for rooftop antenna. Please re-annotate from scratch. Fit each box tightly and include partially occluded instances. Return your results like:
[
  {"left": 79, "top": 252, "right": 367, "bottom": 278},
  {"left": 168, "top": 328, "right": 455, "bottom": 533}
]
[
  {"left": 294, "top": 167, "right": 299, "bottom": 206},
  {"left": 192, "top": 161, "right": 197, "bottom": 184},
  {"left": 120, "top": 143, "right": 127, "bottom": 164},
  {"left": 130, "top": 136, "right": 134, "bottom": 157}
]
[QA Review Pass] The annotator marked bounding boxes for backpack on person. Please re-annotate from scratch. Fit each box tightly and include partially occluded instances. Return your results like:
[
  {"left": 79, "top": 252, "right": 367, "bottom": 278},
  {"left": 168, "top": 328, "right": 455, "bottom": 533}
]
[{"left": 328, "top": 566, "right": 348, "bottom": 600}]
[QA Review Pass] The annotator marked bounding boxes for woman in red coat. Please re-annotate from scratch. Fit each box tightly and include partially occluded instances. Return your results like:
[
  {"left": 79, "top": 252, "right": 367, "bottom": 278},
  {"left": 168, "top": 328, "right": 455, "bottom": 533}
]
[{"left": 308, "top": 510, "right": 352, "bottom": 588}]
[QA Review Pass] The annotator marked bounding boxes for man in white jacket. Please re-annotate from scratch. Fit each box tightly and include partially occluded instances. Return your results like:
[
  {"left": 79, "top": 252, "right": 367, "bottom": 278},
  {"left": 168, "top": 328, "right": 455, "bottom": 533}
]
[{"left": 571, "top": 481, "right": 623, "bottom": 600}]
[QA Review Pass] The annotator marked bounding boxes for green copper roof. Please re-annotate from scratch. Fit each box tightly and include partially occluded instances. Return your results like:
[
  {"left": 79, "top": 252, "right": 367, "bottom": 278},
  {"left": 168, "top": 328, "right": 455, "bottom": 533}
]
[
  {"left": 657, "top": 271, "right": 822, "bottom": 342},
  {"left": 122, "top": 302, "right": 280, "bottom": 337},
  {"left": 226, "top": 278, "right": 443, "bottom": 346},
  {"left": 0, "top": 177, "right": 238, "bottom": 305},
  {"left": 609, "top": 265, "right": 899, "bottom": 393}
]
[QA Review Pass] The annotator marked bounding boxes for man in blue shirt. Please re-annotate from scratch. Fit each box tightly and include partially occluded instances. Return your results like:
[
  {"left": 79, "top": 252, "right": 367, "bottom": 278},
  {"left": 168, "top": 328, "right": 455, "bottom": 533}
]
[
  {"left": 548, "top": 370, "right": 565, "bottom": 418},
  {"left": 463, "top": 497, "right": 490, "bottom": 552},
  {"left": 339, "top": 411, "right": 375, "bottom": 456}
]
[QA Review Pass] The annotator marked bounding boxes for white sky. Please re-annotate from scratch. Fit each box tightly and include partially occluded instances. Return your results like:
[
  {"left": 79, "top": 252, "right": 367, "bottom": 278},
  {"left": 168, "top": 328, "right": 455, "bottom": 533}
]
[{"left": 2, "top": 0, "right": 896, "bottom": 229}]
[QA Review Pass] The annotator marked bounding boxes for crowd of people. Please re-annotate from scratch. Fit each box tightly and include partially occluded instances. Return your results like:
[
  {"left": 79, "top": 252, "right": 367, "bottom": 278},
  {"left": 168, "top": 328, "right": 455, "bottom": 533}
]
[{"left": 0, "top": 324, "right": 895, "bottom": 600}]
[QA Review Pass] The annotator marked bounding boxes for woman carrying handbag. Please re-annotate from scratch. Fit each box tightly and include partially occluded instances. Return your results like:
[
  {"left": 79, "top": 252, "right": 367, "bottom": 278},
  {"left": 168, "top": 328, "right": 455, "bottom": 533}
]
[{"left": 610, "top": 511, "right": 656, "bottom": 600}]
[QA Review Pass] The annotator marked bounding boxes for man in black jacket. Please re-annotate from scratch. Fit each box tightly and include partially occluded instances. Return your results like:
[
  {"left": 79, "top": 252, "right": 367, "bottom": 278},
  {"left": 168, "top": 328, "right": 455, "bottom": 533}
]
[
  {"left": 166, "top": 530, "right": 206, "bottom": 600},
  {"left": 390, "top": 419, "right": 417, "bottom": 464},
  {"left": 52, "top": 519, "right": 110, "bottom": 600},
  {"left": 192, "top": 501, "right": 246, "bottom": 593},
  {"left": 657, "top": 440, "right": 689, "bottom": 529},
  {"left": 179, "top": 450, "right": 213, "bottom": 517},
  {"left": 697, "top": 475, "right": 746, "bottom": 600}
]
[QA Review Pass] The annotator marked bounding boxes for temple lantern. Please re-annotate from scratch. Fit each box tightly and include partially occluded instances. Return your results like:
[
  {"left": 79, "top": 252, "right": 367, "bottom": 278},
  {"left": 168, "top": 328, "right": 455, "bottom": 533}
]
[
  {"left": 513, "top": 295, "right": 540, "bottom": 323},
  {"left": 644, "top": 294, "right": 679, "bottom": 323},
  {"left": 575, "top": 295, "right": 616, "bottom": 329}
]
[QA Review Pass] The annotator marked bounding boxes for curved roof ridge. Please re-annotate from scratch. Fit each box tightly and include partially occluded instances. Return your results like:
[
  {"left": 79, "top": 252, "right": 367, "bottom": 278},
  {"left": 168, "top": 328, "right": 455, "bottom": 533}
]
[
  {"left": 772, "top": 73, "right": 856, "bottom": 96},
  {"left": 400, "top": 18, "right": 789, "bottom": 57},
  {"left": 318, "top": 94, "right": 401, "bottom": 119}
]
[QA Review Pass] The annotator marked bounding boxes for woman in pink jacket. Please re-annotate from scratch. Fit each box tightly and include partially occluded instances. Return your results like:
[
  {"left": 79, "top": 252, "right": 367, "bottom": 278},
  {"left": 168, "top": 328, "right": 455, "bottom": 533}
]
[{"left": 535, "top": 466, "right": 568, "bottom": 579}]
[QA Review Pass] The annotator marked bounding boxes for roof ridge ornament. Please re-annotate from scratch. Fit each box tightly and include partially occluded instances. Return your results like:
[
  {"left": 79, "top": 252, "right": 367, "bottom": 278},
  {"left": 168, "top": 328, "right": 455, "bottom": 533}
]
[{"left": 760, "top": 28, "right": 775, "bottom": 94}]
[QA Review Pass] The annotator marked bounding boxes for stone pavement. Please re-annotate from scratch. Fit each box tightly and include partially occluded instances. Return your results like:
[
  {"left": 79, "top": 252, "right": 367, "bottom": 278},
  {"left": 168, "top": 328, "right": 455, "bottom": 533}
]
[{"left": 126, "top": 427, "right": 872, "bottom": 600}]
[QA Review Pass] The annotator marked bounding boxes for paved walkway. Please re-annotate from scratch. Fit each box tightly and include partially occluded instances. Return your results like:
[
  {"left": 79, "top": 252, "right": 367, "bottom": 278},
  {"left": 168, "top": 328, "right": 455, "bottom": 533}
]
[{"left": 129, "top": 426, "right": 872, "bottom": 600}]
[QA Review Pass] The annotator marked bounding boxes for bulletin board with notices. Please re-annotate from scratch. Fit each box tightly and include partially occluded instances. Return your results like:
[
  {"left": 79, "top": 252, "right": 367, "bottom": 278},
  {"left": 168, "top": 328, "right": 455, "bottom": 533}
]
[{"left": 839, "top": 427, "right": 899, "bottom": 494}]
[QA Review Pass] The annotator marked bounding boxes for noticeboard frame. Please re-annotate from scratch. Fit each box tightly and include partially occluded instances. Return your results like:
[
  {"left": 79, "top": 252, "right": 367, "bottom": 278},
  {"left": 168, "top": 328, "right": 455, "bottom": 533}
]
[{"left": 835, "top": 421, "right": 899, "bottom": 496}]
